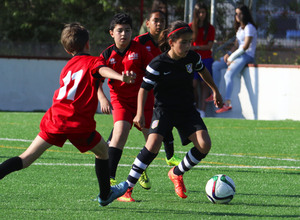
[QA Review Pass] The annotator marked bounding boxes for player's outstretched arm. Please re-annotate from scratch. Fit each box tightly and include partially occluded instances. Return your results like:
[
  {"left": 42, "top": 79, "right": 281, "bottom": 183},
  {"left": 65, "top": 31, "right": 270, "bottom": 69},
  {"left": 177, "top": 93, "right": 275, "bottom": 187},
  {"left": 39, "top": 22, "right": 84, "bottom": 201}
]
[{"left": 99, "top": 67, "right": 136, "bottom": 83}]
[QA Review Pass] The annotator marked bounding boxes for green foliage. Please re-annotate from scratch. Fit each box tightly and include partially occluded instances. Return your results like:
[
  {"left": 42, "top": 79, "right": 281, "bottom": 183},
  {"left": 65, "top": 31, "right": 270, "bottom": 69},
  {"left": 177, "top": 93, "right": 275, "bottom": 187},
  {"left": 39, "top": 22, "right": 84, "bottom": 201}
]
[{"left": 0, "top": 0, "right": 143, "bottom": 45}]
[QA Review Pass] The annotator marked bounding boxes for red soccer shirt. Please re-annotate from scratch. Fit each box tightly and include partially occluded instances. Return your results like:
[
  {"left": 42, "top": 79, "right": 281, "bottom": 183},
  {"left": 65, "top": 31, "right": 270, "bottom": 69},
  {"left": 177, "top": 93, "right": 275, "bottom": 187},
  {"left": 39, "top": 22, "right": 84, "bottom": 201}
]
[
  {"left": 189, "top": 23, "right": 215, "bottom": 59},
  {"left": 134, "top": 32, "right": 161, "bottom": 58},
  {"left": 99, "top": 40, "right": 154, "bottom": 109},
  {"left": 40, "top": 54, "right": 103, "bottom": 134}
]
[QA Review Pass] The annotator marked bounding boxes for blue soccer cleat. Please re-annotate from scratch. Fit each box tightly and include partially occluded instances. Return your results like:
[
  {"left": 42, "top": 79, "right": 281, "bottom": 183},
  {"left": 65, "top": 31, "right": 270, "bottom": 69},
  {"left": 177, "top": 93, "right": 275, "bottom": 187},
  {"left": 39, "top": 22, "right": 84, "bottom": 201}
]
[{"left": 97, "top": 181, "right": 128, "bottom": 206}]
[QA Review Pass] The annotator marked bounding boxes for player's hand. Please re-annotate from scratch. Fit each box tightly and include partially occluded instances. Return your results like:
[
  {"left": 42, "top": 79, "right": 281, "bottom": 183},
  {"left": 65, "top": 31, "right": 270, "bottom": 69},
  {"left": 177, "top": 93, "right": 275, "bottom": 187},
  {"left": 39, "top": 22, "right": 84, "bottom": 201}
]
[
  {"left": 122, "top": 71, "right": 136, "bottom": 84},
  {"left": 133, "top": 114, "right": 145, "bottom": 129},
  {"left": 100, "top": 98, "right": 113, "bottom": 114},
  {"left": 213, "top": 92, "right": 223, "bottom": 108}
]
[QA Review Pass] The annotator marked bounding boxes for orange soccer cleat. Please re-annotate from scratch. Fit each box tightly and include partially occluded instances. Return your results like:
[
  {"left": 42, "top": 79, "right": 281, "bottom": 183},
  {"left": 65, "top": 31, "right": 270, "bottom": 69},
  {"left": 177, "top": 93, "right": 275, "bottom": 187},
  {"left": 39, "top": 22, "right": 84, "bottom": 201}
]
[
  {"left": 117, "top": 187, "right": 135, "bottom": 202},
  {"left": 168, "top": 167, "right": 187, "bottom": 199}
]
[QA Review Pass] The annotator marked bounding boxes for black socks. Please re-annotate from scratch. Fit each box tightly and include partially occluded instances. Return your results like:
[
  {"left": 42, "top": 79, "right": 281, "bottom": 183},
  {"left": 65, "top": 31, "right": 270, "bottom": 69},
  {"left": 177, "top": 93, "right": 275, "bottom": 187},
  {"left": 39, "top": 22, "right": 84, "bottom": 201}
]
[{"left": 0, "top": 156, "right": 23, "bottom": 180}]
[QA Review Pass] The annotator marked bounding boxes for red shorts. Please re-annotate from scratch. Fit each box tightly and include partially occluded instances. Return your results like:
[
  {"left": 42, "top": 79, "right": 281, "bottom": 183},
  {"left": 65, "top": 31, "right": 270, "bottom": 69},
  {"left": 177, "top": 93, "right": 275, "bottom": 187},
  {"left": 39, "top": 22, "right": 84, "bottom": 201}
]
[
  {"left": 111, "top": 100, "right": 153, "bottom": 130},
  {"left": 38, "top": 130, "right": 102, "bottom": 153}
]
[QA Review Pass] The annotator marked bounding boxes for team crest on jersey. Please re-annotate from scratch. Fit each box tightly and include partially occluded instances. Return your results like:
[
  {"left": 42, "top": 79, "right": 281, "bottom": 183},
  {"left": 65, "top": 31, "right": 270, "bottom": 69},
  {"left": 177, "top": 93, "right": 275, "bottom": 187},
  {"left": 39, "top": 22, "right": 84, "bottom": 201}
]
[
  {"left": 146, "top": 46, "right": 151, "bottom": 52},
  {"left": 151, "top": 120, "right": 159, "bottom": 129},
  {"left": 128, "top": 52, "right": 139, "bottom": 60},
  {"left": 109, "top": 58, "right": 116, "bottom": 64},
  {"left": 185, "top": 63, "right": 193, "bottom": 73}
]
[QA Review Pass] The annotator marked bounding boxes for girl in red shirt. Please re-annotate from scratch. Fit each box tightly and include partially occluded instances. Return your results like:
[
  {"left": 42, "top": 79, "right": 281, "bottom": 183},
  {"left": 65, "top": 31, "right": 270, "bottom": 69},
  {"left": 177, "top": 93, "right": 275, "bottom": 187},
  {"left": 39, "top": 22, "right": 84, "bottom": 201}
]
[{"left": 189, "top": 2, "right": 215, "bottom": 117}]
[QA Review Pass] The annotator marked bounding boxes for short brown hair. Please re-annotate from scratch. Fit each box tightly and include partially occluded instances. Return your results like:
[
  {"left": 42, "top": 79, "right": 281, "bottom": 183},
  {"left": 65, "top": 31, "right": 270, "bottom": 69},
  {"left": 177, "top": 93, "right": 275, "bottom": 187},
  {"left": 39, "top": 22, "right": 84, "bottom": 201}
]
[{"left": 61, "top": 23, "right": 89, "bottom": 54}]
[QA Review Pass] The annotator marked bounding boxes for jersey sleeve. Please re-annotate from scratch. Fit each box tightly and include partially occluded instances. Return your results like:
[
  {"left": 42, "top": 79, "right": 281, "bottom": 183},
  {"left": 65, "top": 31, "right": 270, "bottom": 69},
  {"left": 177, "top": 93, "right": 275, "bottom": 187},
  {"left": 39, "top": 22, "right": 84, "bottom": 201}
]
[
  {"left": 141, "top": 59, "right": 160, "bottom": 91},
  {"left": 91, "top": 57, "right": 105, "bottom": 80},
  {"left": 193, "top": 52, "right": 205, "bottom": 72}
]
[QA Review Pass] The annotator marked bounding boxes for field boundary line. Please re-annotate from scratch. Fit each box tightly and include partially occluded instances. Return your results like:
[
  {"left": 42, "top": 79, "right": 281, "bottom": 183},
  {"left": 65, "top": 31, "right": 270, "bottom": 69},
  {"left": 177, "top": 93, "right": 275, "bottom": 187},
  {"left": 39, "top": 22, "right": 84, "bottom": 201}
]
[
  {"left": 32, "top": 162, "right": 300, "bottom": 171},
  {"left": 1, "top": 137, "right": 299, "bottom": 162}
]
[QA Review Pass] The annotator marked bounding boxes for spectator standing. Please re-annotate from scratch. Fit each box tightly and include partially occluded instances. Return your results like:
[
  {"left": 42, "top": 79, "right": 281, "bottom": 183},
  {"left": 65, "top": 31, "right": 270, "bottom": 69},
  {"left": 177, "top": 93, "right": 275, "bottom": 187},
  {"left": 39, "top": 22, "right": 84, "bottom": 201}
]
[{"left": 189, "top": 2, "right": 215, "bottom": 117}]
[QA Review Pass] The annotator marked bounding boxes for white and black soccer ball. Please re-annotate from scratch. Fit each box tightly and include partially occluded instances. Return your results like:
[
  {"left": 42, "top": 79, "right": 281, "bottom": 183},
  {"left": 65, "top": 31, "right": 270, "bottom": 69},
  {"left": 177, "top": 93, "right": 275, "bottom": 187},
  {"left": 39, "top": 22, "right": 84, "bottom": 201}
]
[{"left": 205, "top": 174, "right": 236, "bottom": 204}]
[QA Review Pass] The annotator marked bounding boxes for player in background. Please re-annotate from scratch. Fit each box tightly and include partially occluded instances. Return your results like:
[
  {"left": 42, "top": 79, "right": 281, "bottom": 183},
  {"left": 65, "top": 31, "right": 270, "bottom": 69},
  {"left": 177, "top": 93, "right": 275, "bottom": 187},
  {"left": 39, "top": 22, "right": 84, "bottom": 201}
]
[
  {"left": 120, "top": 21, "right": 223, "bottom": 202},
  {"left": 135, "top": 9, "right": 182, "bottom": 167},
  {"left": 189, "top": 2, "right": 215, "bottom": 117},
  {"left": 105, "top": 10, "right": 181, "bottom": 168},
  {"left": 97, "top": 13, "right": 154, "bottom": 199},
  {"left": 0, "top": 23, "right": 135, "bottom": 206},
  {"left": 139, "top": 0, "right": 168, "bottom": 35}
]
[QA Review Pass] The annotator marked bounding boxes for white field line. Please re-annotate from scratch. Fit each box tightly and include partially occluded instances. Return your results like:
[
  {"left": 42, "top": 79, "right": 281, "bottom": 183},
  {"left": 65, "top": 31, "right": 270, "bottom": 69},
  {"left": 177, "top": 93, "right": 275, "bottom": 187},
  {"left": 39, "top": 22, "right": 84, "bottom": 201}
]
[
  {"left": 32, "top": 162, "right": 300, "bottom": 170},
  {"left": 1, "top": 137, "right": 299, "bottom": 163}
]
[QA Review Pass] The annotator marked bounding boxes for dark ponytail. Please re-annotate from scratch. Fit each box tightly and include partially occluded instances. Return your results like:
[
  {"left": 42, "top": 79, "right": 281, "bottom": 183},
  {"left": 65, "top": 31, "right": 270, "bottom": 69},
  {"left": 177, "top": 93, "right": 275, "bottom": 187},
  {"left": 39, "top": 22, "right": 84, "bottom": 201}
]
[{"left": 158, "top": 20, "right": 193, "bottom": 52}]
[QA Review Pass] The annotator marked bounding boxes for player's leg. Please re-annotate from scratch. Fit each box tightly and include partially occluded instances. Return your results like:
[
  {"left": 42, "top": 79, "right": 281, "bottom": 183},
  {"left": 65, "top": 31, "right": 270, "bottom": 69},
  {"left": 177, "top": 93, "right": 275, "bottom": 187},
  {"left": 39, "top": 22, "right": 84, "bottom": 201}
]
[
  {"left": 137, "top": 128, "right": 152, "bottom": 190},
  {"left": 0, "top": 135, "right": 52, "bottom": 180},
  {"left": 106, "top": 127, "right": 114, "bottom": 145},
  {"left": 174, "top": 129, "right": 211, "bottom": 176},
  {"left": 169, "top": 130, "right": 210, "bottom": 199},
  {"left": 89, "top": 135, "right": 128, "bottom": 206},
  {"left": 168, "top": 110, "right": 209, "bottom": 198},
  {"left": 108, "top": 120, "right": 131, "bottom": 183},
  {"left": 163, "top": 132, "right": 181, "bottom": 166},
  {"left": 136, "top": 107, "right": 155, "bottom": 190},
  {"left": 118, "top": 133, "right": 162, "bottom": 202}
]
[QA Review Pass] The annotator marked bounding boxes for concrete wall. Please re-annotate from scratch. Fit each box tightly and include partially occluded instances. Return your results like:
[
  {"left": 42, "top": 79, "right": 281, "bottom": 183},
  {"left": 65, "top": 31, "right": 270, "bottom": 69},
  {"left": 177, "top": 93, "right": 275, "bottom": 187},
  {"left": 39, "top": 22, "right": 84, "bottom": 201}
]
[
  {"left": 0, "top": 57, "right": 299, "bottom": 121},
  {"left": 210, "top": 64, "right": 300, "bottom": 121},
  {"left": 0, "top": 57, "right": 110, "bottom": 112}
]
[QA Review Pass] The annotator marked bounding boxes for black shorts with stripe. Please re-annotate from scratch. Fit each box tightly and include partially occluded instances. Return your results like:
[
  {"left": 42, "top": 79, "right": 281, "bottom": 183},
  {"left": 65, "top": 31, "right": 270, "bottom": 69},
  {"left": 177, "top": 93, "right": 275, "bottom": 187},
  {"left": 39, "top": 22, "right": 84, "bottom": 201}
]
[{"left": 149, "top": 107, "right": 207, "bottom": 146}]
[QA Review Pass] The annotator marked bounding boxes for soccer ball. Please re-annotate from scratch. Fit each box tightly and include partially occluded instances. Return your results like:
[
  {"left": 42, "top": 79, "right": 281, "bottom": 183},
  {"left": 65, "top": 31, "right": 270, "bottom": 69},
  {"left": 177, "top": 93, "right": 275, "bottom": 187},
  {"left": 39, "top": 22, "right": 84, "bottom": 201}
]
[{"left": 205, "top": 174, "right": 236, "bottom": 204}]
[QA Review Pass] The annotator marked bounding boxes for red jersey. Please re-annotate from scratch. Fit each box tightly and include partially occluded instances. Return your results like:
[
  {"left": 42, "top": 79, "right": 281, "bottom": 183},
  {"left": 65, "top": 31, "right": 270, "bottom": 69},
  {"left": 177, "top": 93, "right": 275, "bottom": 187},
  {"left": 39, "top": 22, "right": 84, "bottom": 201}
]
[
  {"left": 99, "top": 40, "right": 154, "bottom": 108},
  {"left": 134, "top": 32, "right": 161, "bottom": 58},
  {"left": 189, "top": 23, "right": 215, "bottom": 59},
  {"left": 40, "top": 54, "right": 103, "bottom": 134}
]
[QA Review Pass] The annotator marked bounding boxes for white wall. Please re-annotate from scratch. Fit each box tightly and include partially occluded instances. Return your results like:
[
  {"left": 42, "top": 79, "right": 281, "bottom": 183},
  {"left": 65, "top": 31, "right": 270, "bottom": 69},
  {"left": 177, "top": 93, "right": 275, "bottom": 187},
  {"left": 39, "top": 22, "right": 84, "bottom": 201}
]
[
  {"left": 0, "top": 57, "right": 110, "bottom": 112},
  {"left": 210, "top": 64, "right": 300, "bottom": 121},
  {"left": 0, "top": 57, "right": 299, "bottom": 121}
]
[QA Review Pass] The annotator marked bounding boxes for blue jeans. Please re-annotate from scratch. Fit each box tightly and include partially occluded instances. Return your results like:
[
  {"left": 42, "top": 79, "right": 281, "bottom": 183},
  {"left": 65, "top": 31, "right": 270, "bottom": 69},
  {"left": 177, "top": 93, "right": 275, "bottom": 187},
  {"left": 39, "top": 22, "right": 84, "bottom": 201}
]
[{"left": 212, "top": 53, "right": 254, "bottom": 100}]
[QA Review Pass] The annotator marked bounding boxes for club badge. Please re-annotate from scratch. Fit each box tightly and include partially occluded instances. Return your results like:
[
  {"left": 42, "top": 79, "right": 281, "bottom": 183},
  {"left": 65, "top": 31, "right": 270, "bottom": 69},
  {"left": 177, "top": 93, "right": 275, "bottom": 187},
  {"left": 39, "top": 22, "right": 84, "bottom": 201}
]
[
  {"left": 186, "top": 63, "right": 193, "bottom": 73},
  {"left": 151, "top": 120, "right": 159, "bottom": 129}
]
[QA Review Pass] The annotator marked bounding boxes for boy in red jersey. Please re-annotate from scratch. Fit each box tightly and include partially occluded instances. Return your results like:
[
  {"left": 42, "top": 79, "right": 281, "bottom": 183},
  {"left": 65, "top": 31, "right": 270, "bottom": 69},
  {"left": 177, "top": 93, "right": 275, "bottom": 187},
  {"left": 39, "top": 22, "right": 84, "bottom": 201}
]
[
  {"left": 97, "top": 13, "right": 154, "bottom": 201},
  {"left": 0, "top": 23, "right": 135, "bottom": 207},
  {"left": 134, "top": 10, "right": 182, "bottom": 168}
]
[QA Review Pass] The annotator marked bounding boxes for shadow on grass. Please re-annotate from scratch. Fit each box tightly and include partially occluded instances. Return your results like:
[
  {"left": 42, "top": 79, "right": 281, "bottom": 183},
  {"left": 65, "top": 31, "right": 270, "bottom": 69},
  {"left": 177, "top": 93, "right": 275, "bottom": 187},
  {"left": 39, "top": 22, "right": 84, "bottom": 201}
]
[{"left": 104, "top": 206, "right": 300, "bottom": 218}]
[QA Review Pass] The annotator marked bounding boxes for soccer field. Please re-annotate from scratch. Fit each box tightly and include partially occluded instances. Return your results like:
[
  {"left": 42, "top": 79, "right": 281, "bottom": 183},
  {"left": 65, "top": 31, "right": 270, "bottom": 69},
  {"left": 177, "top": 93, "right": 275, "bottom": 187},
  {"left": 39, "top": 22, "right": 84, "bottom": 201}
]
[{"left": 0, "top": 112, "right": 299, "bottom": 219}]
